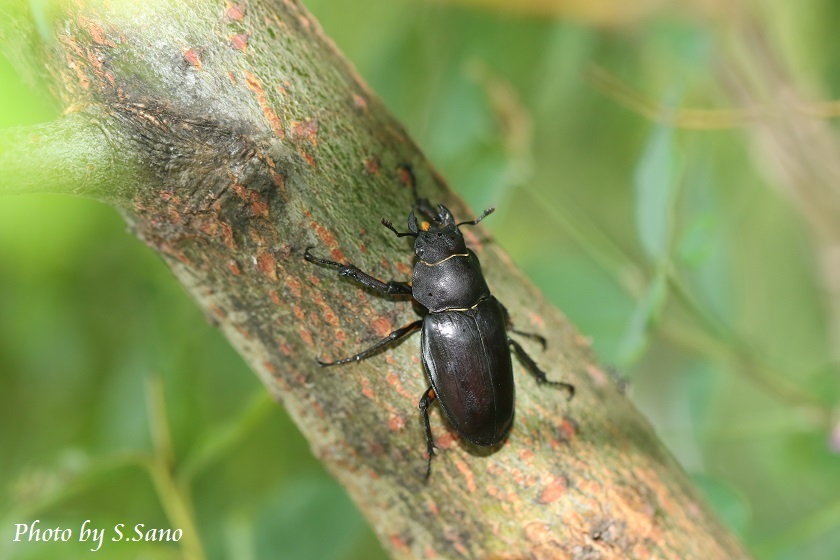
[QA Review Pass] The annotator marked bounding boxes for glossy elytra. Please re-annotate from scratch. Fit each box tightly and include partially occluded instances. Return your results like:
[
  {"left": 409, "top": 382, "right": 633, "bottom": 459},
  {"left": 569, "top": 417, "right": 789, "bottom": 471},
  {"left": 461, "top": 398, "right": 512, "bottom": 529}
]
[{"left": 304, "top": 167, "right": 574, "bottom": 477}]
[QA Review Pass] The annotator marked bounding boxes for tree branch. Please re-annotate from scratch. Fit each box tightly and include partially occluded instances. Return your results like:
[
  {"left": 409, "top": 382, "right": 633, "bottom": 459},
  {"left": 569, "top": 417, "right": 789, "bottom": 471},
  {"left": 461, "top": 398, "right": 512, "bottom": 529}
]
[{"left": 0, "top": 0, "right": 751, "bottom": 558}]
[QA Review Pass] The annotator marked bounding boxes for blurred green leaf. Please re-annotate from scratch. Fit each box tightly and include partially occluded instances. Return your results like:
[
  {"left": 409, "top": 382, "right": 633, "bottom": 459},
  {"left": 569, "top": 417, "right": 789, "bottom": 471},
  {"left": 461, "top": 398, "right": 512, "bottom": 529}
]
[
  {"left": 617, "top": 268, "right": 667, "bottom": 364},
  {"left": 633, "top": 121, "right": 680, "bottom": 263},
  {"left": 254, "top": 477, "right": 373, "bottom": 560},
  {"left": 692, "top": 473, "right": 751, "bottom": 537}
]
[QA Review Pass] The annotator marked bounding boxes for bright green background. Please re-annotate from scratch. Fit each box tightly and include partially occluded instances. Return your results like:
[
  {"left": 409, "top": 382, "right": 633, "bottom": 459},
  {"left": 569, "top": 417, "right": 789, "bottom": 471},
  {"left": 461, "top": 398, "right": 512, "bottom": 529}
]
[{"left": 2, "top": 1, "right": 840, "bottom": 559}]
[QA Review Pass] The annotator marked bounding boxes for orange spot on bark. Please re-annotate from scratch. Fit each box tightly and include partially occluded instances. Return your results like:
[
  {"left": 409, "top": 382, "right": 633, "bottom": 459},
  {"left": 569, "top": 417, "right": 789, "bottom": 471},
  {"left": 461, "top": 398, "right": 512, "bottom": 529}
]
[
  {"left": 558, "top": 417, "right": 578, "bottom": 441},
  {"left": 318, "top": 301, "right": 339, "bottom": 326},
  {"left": 221, "top": 222, "right": 236, "bottom": 249},
  {"left": 227, "top": 259, "right": 241, "bottom": 276},
  {"left": 290, "top": 118, "right": 318, "bottom": 146},
  {"left": 88, "top": 23, "right": 109, "bottom": 45},
  {"left": 236, "top": 324, "right": 252, "bottom": 339},
  {"left": 309, "top": 221, "right": 338, "bottom": 248},
  {"left": 299, "top": 328, "right": 314, "bottom": 347},
  {"left": 286, "top": 277, "right": 302, "bottom": 298},
  {"left": 209, "top": 304, "right": 227, "bottom": 320},
  {"left": 426, "top": 499, "right": 439, "bottom": 516},
  {"left": 436, "top": 432, "right": 455, "bottom": 449},
  {"left": 268, "top": 168, "right": 287, "bottom": 197},
  {"left": 519, "top": 449, "right": 535, "bottom": 462},
  {"left": 251, "top": 198, "right": 269, "bottom": 218},
  {"left": 360, "top": 377, "right": 374, "bottom": 399},
  {"left": 389, "top": 535, "right": 409, "bottom": 553},
  {"left": 243, "top": 70, "right": 284, "bottom": 138},
  {"left": 299, "top": 148, "right": 317, "bottom": 167},
  {"left": 386, "top": 371, "right": 414, "bottom": 401},
  {"left": 293, "top": 306, "right": 305, "bottom": 320},
  {"left": 262, "top": 360, "right": 278, "bottom": 374},
  {"left": 523, "top": 522, "right": 551, "bottom": 543},
  {"left": 230, "top": 33, "right": 249, "bottom": 51},
  {"left": 455, "top": 461, "right": 476, "bottom": 493},
  {"left": 256, "top": 251, "right": 278, "bottom": 281},
  {"left": 269, "top": 290, "right": 282, "bottom": 305},
  {"left": 183, "top": 48, "right": 202, "bottom": 68},
  {"left": 527, "top": 311, "right": 545, "bottom": 329},
  {"left": 311, "top": 400, "right": 325, "bottom": 418},
  {"left": 279, "top": 342, "right": 293, "bottom": 356},
  {"left": 586, "top": 364, "right": 609, "bottom": 387},
  {"left": 364, "top": 156, "right": 380, "bottom": 175},
  {"left": 538, "top": 475, "right": 568, "bottom": 504},
  {"left": 225, "top": 2, "right": 246, "bottom": 21},
  {"left": 387, "top": 415, "right": 404, "bottom": 432},
  {"left": 372, "top": 317, "right": 393, "bottom": 337},
  {"left": 395, "top": 261, "right": 412, "bottom": 276},
  {"left": 352, "top": 93, "right": 368, "bottom": 111}
]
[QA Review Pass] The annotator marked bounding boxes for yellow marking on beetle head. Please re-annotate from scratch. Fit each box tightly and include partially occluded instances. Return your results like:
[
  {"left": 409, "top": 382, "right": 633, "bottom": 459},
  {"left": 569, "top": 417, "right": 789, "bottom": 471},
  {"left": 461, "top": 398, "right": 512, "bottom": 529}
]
[{"left": 421, "top": 221, "right": 430, "bottom": 231}]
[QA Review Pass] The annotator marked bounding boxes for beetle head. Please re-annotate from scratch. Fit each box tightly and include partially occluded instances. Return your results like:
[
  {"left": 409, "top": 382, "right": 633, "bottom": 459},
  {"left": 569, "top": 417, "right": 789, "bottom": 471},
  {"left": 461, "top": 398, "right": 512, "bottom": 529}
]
[{"left": 410, "top": 204, "right": 467, "bottom": 263}]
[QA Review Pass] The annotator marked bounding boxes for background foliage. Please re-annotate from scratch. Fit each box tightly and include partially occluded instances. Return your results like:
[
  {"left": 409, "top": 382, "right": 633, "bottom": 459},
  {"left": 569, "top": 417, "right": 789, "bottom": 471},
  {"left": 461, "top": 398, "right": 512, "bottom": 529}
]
[{"left": 2, "top": 0, "right": 840, "bottom": 558}]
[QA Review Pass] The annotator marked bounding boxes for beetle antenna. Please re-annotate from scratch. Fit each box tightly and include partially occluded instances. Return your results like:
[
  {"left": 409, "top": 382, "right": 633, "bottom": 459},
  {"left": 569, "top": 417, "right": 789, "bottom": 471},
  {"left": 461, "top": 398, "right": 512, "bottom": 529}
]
[
  {"left": 381, "top": 218, "right": 418, "bottom": 238},
  {"left": 457, "top": 206, "right": 495, "bottom": 227}
]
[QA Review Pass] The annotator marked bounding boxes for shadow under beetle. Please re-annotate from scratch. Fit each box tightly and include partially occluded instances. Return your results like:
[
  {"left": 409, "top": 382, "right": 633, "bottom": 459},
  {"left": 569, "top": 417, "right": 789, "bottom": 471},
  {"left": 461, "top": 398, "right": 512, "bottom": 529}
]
[{"left": 304, "top": 168, "right": 575, "bottom": 478}]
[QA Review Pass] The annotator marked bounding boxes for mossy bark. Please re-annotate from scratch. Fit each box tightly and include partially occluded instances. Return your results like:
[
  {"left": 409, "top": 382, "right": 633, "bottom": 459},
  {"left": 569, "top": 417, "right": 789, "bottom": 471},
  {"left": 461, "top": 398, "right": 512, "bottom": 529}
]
[{"left": 0, "top": 0, "right": 751, "bottom": 558}]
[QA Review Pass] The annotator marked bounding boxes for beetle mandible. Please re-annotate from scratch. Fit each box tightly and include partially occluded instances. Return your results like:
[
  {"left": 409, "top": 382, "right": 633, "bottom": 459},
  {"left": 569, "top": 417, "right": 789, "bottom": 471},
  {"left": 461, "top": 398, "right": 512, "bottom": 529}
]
[{"left": 304, "top": 168, "right": 574, "bottom": 477}]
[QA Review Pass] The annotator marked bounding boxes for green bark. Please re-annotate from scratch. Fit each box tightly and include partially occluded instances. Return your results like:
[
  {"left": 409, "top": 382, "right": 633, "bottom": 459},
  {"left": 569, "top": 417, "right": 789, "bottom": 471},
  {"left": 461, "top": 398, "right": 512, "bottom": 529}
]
[{"left": 0, "top": 0, "right": 752, "bottom": 558}]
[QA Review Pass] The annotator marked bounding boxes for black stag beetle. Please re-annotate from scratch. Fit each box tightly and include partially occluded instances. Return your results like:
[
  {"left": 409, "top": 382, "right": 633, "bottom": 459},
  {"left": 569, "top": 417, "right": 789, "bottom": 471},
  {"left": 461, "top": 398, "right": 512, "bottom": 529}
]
[{"left": 304, "top": 167, "right": 574, "bottom": 477}]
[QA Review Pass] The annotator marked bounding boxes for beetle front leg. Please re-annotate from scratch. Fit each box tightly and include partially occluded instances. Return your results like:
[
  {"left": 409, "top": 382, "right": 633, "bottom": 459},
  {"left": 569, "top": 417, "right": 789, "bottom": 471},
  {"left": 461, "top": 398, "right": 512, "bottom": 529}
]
[
  {"left": 419, "top": 386, "right": 437, "bottom": 479},
  {"left": 508, "top": 338, "right": 575, "bottom": 400},
  {"left": 317, "top": 320, "right": 423, "bottom": 367},
  {"left": 304, "top": 248, "right": 412, "bottom": 295}
]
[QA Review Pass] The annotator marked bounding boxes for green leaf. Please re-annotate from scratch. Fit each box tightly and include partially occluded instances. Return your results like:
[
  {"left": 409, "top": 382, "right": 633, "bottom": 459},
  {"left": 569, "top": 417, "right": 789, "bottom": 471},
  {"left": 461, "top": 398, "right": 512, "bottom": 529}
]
[
  {"left": 253, "top": 477, "right": 379, "bottom": 560},
  {"left": 633, "top": 121, "right": 680, "bottom": 262},
  {"left": 617, "top": 269, "right": 668, "bottom": 364},
  {"left": 691, "top": 473, "right": 750, "bottom": 538}
]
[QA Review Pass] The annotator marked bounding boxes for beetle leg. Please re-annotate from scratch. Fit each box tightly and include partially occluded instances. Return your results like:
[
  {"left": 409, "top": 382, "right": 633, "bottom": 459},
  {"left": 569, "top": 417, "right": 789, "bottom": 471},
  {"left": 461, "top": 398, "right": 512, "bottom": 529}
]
[
  {"left": 398, "top": 163, "right": 438, "bottom": 221},
  {"left": 304, "top": 247, "right": 412, "bottom": 295},
  {"left": 380, "top": 218, "right": 417, "bottom": 238},
  {"left": 317, "top": 320, "right": 423, "bottom": 367},
  {"left": 418, "top": 386, "right": 437, "bottom": 479},
  {"left": 499, "top": 302, "right": 547, "bottom": 350},
  {"left": 508, "top": 338, "right": 575, "bottom": 400}
]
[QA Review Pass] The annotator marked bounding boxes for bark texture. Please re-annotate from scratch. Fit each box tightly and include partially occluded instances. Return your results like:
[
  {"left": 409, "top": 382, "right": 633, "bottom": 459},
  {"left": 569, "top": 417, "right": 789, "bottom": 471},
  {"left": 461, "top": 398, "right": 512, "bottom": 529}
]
[{"left": 0, "top": 0, "right": 751, "bottom": 558}]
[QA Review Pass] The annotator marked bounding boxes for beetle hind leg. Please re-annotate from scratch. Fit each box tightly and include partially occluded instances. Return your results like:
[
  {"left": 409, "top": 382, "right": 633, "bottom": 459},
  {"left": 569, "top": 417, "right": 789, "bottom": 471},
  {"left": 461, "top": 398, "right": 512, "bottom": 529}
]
[
  {"left": 419, "top": 386, "right": 437, "bottom": 479},
  {"left": 508, "top": 338, "right": 575, "bottom": 400}
]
